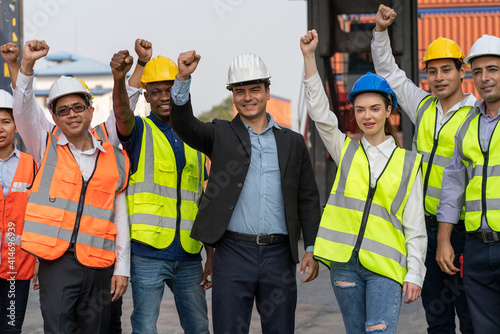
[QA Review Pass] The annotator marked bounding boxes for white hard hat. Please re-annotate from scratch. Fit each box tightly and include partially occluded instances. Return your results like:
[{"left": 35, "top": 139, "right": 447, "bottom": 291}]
[
  {"left": 47, "top": 76, "right": 93, "bottom": 112},
  {"left": 464, "top": 34, "right": 500, "bottom": 65},
  {"left": 226, "top": 53, "right": 271, "bottom": 90},
  {"left": 0, "top": 90, "right": 13, "bottom": 109}
]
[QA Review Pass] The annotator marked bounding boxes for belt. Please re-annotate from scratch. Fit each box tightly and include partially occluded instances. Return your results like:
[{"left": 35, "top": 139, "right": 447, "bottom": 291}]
[
  {"left": 469, "top": 231, "right": 500, "bottom": 243},
  {"left": 425, "top": 215, "right": 438, "bottom": 227},
  {"left": 223, "top": 230, "right": 289, "bottom": 245}
]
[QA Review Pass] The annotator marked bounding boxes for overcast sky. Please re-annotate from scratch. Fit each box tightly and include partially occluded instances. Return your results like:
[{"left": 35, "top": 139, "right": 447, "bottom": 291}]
[{"left": 23, "top": 0, "right": 308, "bottom": 128}]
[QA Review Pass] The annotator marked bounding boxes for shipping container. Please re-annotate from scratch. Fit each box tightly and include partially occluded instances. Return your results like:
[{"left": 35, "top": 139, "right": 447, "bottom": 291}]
[
  {"left": 419, "top": 0, "right": 500, "bottom": 8},
  {"left": 418, "top": 12, "right": 500, "bottom": 65}
]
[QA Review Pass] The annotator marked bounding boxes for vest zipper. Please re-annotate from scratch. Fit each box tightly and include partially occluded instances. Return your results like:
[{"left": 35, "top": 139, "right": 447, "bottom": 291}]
[
  {"left": 422, "top": 110, "right": 456, "bottom": 214},
  {"left": 353, "top": 144, "right": 397, "bottom": 252},
  {"left": 479, "top": 117, "right": 498, "bottom": 226},
  {"left": 68, "top": 146, "right": 99, "bottom": 248},
  {"left": 70, "top": 179, "right": 89, "bottom": 246},
  {"left": 354, "top": 186, "right": 377, "bottom": 252}
]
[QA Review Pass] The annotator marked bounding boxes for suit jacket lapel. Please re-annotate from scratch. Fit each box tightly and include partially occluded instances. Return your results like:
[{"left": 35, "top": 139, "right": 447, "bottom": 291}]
[
  {"left": 273, "top": 127, "right": 290, "bottom": 177},
  {"left": 230, "top": 114, "right": 252, "bottom": 157}
]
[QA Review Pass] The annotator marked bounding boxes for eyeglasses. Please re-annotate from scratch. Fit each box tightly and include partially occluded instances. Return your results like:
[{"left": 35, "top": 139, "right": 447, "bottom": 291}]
[{"left": 55, "top": 103, "right": 87, "bottom": 117}]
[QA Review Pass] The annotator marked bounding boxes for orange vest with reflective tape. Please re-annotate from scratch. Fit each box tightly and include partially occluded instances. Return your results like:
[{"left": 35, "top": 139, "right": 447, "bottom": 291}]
[
  {"left": 21, "top": 133, "right": 130, "bottom": 268},
  {"left": 0, "top": 152, "right": 37, "bottom": 280}
]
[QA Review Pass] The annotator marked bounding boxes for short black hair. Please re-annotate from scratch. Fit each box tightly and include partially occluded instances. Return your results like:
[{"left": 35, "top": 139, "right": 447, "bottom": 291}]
[{"left": 424, "top": 58, "right": 464, "bottom": 72}]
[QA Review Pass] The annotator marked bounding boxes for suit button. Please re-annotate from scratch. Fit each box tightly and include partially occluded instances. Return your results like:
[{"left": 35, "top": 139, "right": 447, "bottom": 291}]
[
  {"left": 245, "top": 159, "right": 250, "bottom": 166},
  {"left": 237, "top": 183, "right": 243, "bottom": 188},
  {"left": 229, "top": 205, "right": 234, "bottom": 210}
]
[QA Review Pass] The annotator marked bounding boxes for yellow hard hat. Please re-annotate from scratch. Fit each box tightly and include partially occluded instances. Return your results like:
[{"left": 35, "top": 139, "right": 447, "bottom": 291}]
[
  {"left": 421, "top": 37, "right": 465, "bottom": 63},
  {"left": 140, "top": 56, "right": 179, "bottom": 89}
]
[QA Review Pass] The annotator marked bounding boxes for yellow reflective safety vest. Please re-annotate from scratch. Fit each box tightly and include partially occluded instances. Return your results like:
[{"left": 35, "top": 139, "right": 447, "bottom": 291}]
[
  {"left": 127, "top": 118, "right": 205, "bottom": 253},
  {"left": 456, "top": 108, "right": 500, "bottom": 232},
  {"left": 314, "top": 138, "right": 422, "bottom": 285},
  {"left": 413, "top": 96, "right": 472, "bottom": 217}
]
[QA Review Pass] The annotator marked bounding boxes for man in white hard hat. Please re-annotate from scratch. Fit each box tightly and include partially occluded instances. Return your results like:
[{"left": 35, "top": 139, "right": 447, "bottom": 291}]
[
  {"left": 169, "top": 51, "right": 321, "bottom": 333},
  {"left": 437, "top": 34, "right": 500, "bottom": 333},
  {"left": 372, "top": 5, "right": 476, "bottom": 333},
  {"left": 111, "top": 51, "right": 211, "bottom": 334},
  {"left": 12, "top": 40, "right": 131, "bottom": 333}
]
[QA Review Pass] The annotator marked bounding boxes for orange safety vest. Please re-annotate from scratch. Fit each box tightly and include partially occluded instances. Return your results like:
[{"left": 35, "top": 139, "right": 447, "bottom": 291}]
[
  {"left": 21, "top": 133, "right": 130, "bottom": 268},
  {"left": 52, "top": 123, "right": 109, "bottom": 142},
  {"left": 0, "top": 152, "right": 37, "bottom": 280}
]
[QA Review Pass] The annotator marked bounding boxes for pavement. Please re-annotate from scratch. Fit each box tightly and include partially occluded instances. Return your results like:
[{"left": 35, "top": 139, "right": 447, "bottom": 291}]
[{"left": 22, "top": 241, "right": 429, "bottom": 333}]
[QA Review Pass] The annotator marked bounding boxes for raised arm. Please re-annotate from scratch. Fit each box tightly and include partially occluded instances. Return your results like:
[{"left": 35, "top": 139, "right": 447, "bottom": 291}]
[
  {"left": 111, "top": 50, "right": 135, "bottom": 138},
  {"left": 0, "top": 43, "right": 20, "bottom": 90},
  {"left": 171, "top": 51, "right": 216, "bottom": 156},
  {"left": 13, "top": 40, "right": 51, "bottom": 166},
  {"left": 371, "top": 4, "right": 429, "bottom": 123},
  {"left": 300, "top": 30, "right": 345, "bottom": 165},
  {"left": 128, "top": 38, "right": 152, "bottom": 89}
]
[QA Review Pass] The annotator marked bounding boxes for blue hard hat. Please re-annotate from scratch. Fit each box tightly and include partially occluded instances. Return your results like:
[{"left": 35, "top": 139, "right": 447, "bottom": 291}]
[{"left": 347, "top": 72, "right": 398, "bottom": 108}]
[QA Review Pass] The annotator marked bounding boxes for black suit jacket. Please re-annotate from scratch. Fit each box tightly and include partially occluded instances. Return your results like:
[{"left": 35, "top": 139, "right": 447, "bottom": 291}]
[{"left": 171, "top": 99, "right": 321, "bottom": 263}]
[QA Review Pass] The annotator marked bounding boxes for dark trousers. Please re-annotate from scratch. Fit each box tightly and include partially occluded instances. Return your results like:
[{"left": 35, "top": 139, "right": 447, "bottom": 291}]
[
  {"left": 109, "top": 297, "right": 123, "bottom": 334},
  {"left": 0, "top": 278, "right": 30, "bottom": 334},
  {"left": 212, "top": 237, "right": 297, "bottom": 334},
  {"left": 38, "top": 252, "right": 114, "bottom": 334},
  {"left": 463, "top": 235, "right": 500, "bottom": 334},
  {"left": 421, "top": 223, "right": 473, "bottom": 333}
]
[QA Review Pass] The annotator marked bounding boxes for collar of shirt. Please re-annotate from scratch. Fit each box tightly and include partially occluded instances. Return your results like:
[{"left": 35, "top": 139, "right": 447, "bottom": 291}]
[
  {"left": 0, "top": 146, "right": 21, "bottom": 162},
  {"left": 57, "top": 131, "right": 106, "bottom": 154},
  {"left": 148, "top": 111, "right": 174, "bottom": 132},
  {"left": 478, "top": 101, "right": 500, "bottom": 121},
  {"left": 361, "top": 135, "right": 396, "bottom": 159},
  {"left": 240, "top": 113, "right": 281, "bottom": 134},
  {"left": 436, "top": 93, "right": 477, "bottom": 120}
]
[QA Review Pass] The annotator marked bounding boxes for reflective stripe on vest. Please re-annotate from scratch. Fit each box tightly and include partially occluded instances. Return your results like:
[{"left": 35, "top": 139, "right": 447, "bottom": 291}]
[
  {"left": 413, "top": 95, "right": 472, "bottom": 217},
  {"left": 21, "top": 133, "right": 129, "bottom": 268},
  {"left": 93, "top": 123, "right": 109, "bottom": 142},
  {"left": 314, "top": 138, "right": 421, "bottom": 285},
  {"left": 0, "top": 152, "right": 37, "bottom": 280},
  {"left": 456, "top": 108, "right": 500, "bottom": 231},
  {"left": 127, "top": 118, "right": 205, "bottom": 253}
]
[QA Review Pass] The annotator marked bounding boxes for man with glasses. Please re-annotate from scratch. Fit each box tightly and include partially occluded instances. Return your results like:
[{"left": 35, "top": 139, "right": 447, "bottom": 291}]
[{"left": 13, "top": 39, "right": 131, "bottom": 333}]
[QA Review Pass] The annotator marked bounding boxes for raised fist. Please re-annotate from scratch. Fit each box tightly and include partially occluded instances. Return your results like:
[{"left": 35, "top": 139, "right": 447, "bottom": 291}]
[
  {"left": 135, "top": 39, "right": 152, "bottom": 62},
  {"left": 300, "top": 29, "right": 319, "bottom": 57},
  {"left": 110, "top": 50, "right": 133, "bottom": 80},
  {"left": 23, "top": 40, "right": 50, "bottom": 62},
  {"left": 0, "top": 43, "right": 19, "bottom": 64},
  {"left": 375, "top": 4, "right": 397, "bottom": 31},
  {"left": 177, "top": 51, "right": 201, "bottom": 81}
]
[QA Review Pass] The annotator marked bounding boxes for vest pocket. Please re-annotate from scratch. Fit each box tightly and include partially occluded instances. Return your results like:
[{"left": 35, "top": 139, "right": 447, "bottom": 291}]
[
  {"left": 88, "top": 189, "right": 114, "bottom": 210},
  {"left": 23, "top": 209, "right": 65, "bottom": 247}
]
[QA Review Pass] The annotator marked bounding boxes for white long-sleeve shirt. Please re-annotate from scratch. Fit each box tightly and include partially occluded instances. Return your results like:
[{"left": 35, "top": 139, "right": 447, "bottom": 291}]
[
  {"left": 304, "top": 72, "right": 427, "bottom": 287},
  {"left": 371, "top": 29, "right": 476, "bottom": 132},
  {"left": 13, "top": 72, "right": 130, "bottom": 277}
]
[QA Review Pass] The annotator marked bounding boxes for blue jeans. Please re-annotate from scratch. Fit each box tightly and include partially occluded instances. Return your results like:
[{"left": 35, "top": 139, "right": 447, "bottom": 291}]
[
  {"left": 130, "top": 254, "right": 209, "bottom": 334},
  {"left": 330, "top": 253, "right": 402, "bottom": 334},
  {"left": 421, "top": 222, "right": 473, "bottom": 333}
]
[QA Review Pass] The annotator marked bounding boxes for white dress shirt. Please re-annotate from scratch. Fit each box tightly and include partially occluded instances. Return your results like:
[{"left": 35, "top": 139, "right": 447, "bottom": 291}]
[
  {"left": 304, "top": 72, "right": 427, "bottom": 287},
  {"left": 13, "top": 72, "right": 130, "bottom": 277}
]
